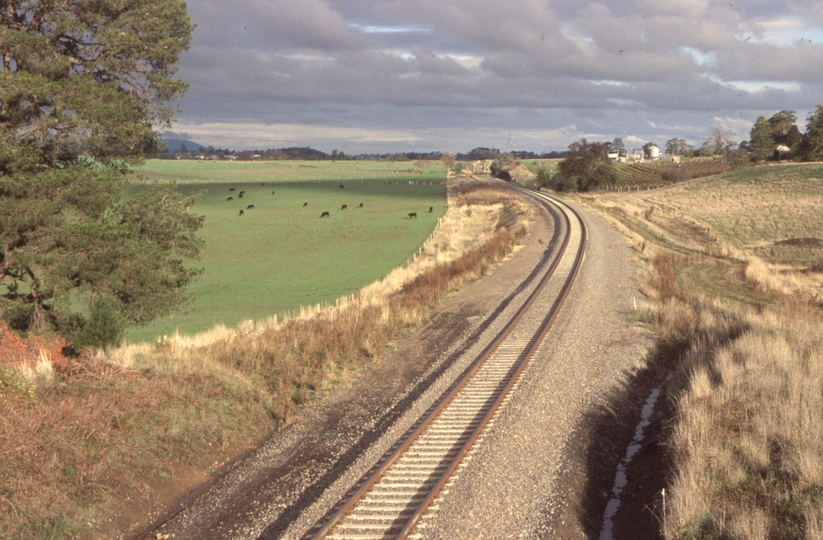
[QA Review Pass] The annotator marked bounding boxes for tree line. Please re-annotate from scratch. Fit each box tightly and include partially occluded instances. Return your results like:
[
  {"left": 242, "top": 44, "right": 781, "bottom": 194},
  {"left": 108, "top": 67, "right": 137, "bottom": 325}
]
[
  {"left": 539, "top": 106, "right": 823, "bottom": 192},
  {"left": 158, "top": 145, "right": 567, "bottom": 163}
]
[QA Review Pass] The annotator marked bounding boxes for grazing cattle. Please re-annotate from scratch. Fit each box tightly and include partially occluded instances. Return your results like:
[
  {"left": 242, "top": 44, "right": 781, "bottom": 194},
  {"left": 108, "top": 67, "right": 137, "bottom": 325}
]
[
  {"left": 428, "top": 206, "right": 433, "bottom": 213},
  {"left": 358, "top": 202, "right": 363, "bottom": 208},
  {"left": 239, "top": 190, "right": 245, "bottom": 196},
  {"left": 339, "top": 184, "right": 344, "bottom": 189},
  {"left": 247, "top": 204, "right": 255, "bottom": 210},
  {"left": 320, "top": 211, "right": 330, "bottom": 218},
  {"left": 272, "top": 190, "right": 276, "bottom": 195},
  {"left": 302, "top": 202, "right": 308, "bottom": 207},
  {"left": 238, "top": 193, "right": 244, "bottom": 198},
  {"left": 408, "top": 212, "right": 417, "bottom": 219},
  {"left": 229, "top": 188, "right": 236, "bottom": 192},
  {"left": 239, "top": 209, "right": 244, "bottom": 216},
  {"left": 261, "top": 182, "right": 264, "bottom": 186},
  {"left": 341, "top": 204, "right": 347, "bottom": 210},
  {"left": 227, "top": 197, "right": 233, "bottom": 201}
]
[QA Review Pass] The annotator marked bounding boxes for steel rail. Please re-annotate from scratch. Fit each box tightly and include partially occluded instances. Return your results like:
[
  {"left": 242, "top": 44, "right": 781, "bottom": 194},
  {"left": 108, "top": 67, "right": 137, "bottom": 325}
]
[
  {"left": 309, "top": 189, "right": 587, "bottom": 540},
  {"left": 398, "top": 190, "right": 587, "bottom": 538}
]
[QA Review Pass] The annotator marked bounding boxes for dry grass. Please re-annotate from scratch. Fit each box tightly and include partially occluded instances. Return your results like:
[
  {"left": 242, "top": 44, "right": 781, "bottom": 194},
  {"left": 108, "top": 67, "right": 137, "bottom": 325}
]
[
  {"left": 615, "top": 165, "right": 823, "bottom": 269},
  {"left": 0, "top": 358, "right": 271, "bottom": 540},
  {"left": 666, "top": 308, "right": 823, "bottom": 539},
  {"left": 0, "top": 178, "right": 529, "bottom": 539},
  {"left": 581, "top": 165, "right": 823, "bottom": 305},
  {"left": 577, "top": 163, "right": 823, "bottom": 539}
]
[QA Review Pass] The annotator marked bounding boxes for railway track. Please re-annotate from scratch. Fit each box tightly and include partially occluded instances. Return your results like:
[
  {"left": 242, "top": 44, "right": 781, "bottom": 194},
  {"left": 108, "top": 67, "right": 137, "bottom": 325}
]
[{"left": 305, "top": 189, "right": 586, "bottom": 540}]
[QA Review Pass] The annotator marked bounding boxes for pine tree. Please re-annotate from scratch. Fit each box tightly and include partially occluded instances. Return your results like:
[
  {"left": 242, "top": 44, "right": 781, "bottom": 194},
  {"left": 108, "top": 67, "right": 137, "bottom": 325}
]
[
  {"left": 749, "top": 116, "right": 774, "bottom": 160},
  {"left": 750, "top": 116, "right": 774, "bottom": 149},
  {"left": 1, "top": 1, "right": 202, "bottom": 336},
  {"left": 797, "top": 105, "right": 823, "bottom": 162}
]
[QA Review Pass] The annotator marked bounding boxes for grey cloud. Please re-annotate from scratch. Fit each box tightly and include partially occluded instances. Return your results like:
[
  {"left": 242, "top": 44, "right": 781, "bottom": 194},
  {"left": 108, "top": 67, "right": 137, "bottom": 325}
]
[
  {"left": 188, "top": 0, "right": 366, "bottom": 50},
  {"left": 171, "top": 0, "right": 823, "bottom": 152},
  {"left": 716, "top": 42, "right": 823, "bottom": 83}
]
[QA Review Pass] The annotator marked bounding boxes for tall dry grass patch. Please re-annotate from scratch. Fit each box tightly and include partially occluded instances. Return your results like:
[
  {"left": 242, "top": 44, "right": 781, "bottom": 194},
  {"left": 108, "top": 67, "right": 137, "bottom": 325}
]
[
  {"left": 0, "top": 362, "right": 270, "bottom": 539},
  {"left": 665, "top": 311, "right": 823, "bottom": 538},
  {"left": 0, "top": 322, "right": 69, "bottom": 400},
  {"left": 576, "top": 166, "right": 823, "bottom": 539}
]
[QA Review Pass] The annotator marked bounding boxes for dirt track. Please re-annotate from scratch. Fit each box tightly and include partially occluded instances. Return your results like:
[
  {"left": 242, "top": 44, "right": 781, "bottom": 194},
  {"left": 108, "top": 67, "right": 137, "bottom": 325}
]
[{"left": 147, "top": 185, "right": 659, "bottom": 539}]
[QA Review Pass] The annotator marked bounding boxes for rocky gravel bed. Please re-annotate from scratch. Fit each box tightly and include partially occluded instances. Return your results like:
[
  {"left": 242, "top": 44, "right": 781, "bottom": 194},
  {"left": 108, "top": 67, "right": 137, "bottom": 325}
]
[{"left": 418, "top": 198, "right": 654, "bottom": 539}]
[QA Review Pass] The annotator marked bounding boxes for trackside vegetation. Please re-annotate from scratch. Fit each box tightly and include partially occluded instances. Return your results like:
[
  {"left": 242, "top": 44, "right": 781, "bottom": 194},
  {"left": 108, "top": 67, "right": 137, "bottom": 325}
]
[{"left": 581, "top": 163, "right": 823, "bottom": 538}]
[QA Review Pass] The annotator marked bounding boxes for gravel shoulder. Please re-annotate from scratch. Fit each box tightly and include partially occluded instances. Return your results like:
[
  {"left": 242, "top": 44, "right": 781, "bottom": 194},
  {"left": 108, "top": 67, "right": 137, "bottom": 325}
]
[{"left": 418, "top": 196, "right": 655, "bottom": 539}]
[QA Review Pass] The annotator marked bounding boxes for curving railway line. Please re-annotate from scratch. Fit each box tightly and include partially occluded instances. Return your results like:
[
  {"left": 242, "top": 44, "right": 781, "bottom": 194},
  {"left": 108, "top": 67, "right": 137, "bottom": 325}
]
[{"left": 304, "top": 188, "right": 587, "bottom": 540}]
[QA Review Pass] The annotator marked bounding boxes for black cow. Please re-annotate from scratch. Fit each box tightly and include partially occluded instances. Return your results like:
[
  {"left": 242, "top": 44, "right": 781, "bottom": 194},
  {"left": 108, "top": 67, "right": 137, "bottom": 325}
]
[
  {"left": 408, "top": 212, "right": 417, "bottom": 219},
  {"left": 320, "top": 211, "right": 330, "bottom": 218},
  {"left": 239, "top": 209, "right": 244, "bottom": 216},
  {"left": 339, "top": 184, "right": 344, "bottom": 189},
  {"left": 302, "top": 202, "right": 308, "bottom": 207},
  {"left": 428, "top": 206, "right": 433, "bottom": 213},
  {"left": 227, "top": 197, "right": 233, "bottom": 201},
  {"left": 358, "top": 202, "right": 364, "bottom": 208},
  {"left": 229, "top": 187, "right": 236, "bottom": 192},
  {"left": 261, "top": 182, "right": 265, "bottom": 186},
  {"left": 272, "top": 190, "right": 276, "bottom": 195},
  {"left": 239, "top": 190, "right": 245, "bottom": 196},
  {"left": 341, "top": 204, "right": 347, "bottom": 210},
  {"left": 247, "top": 204, "right": 255, "bottom": 210}
]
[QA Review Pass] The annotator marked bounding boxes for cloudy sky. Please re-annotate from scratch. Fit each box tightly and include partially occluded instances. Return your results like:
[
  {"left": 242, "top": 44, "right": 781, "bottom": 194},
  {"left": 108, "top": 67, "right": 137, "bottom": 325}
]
[{"left": 167, "top": 0, "right": 823, "bottom": 154}]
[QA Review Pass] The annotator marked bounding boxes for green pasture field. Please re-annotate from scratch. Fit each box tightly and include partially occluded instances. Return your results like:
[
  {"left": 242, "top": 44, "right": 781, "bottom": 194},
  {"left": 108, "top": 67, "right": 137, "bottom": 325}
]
[{"left": 126, "top": 160, "right": 447, "bottom": 342}]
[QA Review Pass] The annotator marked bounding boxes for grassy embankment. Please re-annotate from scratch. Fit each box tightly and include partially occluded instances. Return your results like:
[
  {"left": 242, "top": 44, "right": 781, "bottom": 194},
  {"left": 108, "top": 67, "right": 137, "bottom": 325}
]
[
  {"left": 0, "top": 172, "right": 531, "bottom": 539},
  {"left": 580, "top": 163, "right": 823, "bottom": 538}
]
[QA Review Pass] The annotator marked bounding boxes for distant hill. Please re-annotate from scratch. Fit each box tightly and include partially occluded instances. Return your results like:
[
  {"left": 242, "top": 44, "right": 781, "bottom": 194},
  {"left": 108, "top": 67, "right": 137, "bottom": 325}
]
[{"left": 161, "top": 138, "right": 205, "bottom": 153}]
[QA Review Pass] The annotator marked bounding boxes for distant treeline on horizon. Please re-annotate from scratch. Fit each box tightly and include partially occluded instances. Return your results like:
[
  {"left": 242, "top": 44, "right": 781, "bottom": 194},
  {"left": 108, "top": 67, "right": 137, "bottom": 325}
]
[{"left": 155, "top": 141, "right": 567, "bottom": 162}]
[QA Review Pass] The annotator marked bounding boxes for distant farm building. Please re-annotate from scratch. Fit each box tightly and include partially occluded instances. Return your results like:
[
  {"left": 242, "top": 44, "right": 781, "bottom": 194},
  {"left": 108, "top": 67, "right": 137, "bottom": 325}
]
[
  {"left": 628, "top": 149, "right": 645, "bottom": 161},
  {"left": 774, "top": 145, "right": 791, "bottom": 160},
  {"left": 609, "top": 149, "right": 628, "bottom": 163}
]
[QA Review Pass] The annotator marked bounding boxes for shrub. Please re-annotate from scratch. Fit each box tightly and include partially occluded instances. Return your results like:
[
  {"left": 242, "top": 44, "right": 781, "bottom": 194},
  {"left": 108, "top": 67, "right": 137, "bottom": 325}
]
[
  {"left": 536, "top": 166, "right": 552, "bottom": 188},
  {"left": 73, "top": 298, "right": 126, "bottom": 350},
  {"left": 0, "top": 364, "right": 36, "bottom": 400}
]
